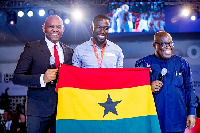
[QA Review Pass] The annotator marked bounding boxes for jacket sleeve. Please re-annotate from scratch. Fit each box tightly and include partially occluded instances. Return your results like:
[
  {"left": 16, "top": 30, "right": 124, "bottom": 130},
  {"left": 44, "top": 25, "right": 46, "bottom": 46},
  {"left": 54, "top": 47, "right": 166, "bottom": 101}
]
[
  {"left": 181, "top": 58, "right": 197, "bottom": 115},
  {"left": 12, "top": 42, "right": 41, "bottom": 88}
]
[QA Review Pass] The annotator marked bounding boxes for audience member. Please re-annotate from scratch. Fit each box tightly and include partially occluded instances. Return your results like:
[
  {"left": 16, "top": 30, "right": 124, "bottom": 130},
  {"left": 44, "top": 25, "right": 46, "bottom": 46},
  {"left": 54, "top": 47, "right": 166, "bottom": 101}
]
[
  {"left": 15, "top": 113, "right": 27, "bottom": 133},
  {"left": 0, "top": 111, "right": 6, "bottom": 133},
  {"left": 0, "top": 88, "right": 10, "bottom": 112},
  {"left": 5, "top": 111, "right": 12, "bottom": 133}
]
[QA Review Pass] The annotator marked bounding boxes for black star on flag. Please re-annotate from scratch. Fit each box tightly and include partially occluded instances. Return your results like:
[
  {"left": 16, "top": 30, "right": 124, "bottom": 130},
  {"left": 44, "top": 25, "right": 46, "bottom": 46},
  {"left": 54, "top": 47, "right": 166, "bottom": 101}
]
[{"left": 98, "top": 94, "right": 121, "bottom": 117}]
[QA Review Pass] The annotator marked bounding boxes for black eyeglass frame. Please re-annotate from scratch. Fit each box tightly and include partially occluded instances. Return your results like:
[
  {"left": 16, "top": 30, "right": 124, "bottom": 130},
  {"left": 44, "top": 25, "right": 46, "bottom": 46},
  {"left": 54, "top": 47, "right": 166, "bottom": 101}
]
[{"left": 154, "top": 41, "right": 174, "bottom": 48}]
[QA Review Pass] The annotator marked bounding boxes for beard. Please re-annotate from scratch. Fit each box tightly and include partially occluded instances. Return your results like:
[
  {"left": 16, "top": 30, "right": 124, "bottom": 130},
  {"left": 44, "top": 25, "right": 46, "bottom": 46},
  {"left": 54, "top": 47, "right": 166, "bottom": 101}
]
[{"left": 93, "top": 35, "right": 107, "bottom": 45}]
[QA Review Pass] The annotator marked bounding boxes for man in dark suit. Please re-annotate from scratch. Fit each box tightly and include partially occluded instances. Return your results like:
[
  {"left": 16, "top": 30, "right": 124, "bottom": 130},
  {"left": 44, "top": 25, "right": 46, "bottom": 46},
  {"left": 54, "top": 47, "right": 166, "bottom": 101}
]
[{"left": 13, "top": 15, "right": 73, "bottom": 133}]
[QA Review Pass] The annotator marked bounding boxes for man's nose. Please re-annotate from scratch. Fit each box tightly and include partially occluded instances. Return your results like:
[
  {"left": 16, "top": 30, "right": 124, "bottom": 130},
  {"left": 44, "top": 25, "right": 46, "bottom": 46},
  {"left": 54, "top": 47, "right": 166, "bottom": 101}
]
[
  {"left": 163, "top": 44, "right": 172, "bottom": 49},
  {"left": 52, "top": 27, "right": 59, "bottom": 31},
  {"left": 99, "top": 27, "right": 106, "bottom": 33}
]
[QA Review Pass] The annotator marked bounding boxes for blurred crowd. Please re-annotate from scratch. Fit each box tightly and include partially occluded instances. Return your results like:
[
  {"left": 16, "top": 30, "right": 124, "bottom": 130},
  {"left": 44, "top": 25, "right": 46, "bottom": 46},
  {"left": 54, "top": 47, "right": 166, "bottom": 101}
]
[
  {"left": 0, "top": 88, "right": 27, "bottom": 133},
  {"left": 108, "top": 2, "right": 165, "bottom": 33}
]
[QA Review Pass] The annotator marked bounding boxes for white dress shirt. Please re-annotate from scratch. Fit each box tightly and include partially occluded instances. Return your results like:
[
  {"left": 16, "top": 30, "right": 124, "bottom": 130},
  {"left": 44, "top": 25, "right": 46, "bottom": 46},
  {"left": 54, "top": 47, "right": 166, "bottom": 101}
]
[{"left": 40, "top": 37, "right": 64, "bottom": 87}]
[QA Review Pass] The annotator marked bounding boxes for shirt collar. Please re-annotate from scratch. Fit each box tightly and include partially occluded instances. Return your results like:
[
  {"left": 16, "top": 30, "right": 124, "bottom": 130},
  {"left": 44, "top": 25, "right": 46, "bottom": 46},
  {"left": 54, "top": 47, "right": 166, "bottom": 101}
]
[{"left": 45, "top": 37, "right": 61, "bottom": 49}]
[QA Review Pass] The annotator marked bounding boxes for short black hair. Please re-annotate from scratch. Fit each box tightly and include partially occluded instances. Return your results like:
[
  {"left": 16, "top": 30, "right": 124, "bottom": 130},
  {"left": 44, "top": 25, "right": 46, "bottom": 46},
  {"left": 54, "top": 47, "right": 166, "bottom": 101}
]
[{"left": 92, "top": 14, "right": 109, "bottom": 24}]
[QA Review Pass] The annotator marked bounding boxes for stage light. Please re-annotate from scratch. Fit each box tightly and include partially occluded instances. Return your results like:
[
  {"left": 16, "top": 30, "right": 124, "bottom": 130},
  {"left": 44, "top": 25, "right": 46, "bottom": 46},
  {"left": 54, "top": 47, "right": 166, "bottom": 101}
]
[
  {"left": 191, "top": 15, "right": 196, "bottom": 20},
  {"left": 9, "top": 20, "right": 15, "bottom": 26},
  {"left": 27, "top": 10, "right": 33, "bottom": 17},
  {"left": 17, "top": 11, "right": 24, "bottom": 17},
  {"left": 72, "top": 10, "right": 82, "bottom": 21},
  {"left": 39, "top": 9, "right": 45, "bottom": 16},
  {"left": 7, "top": 11, "right": 17, "bottom": 26},
  {"left": 191, "top": 12, "right": 198, "bottom": 20},
  {"left": 64, "top": 18, "right": 70, "bottom": 24},
  {"left": 181, "top": 9, "right": 190, "bottom": 17},
  {"left": 48, "top": 9, "right": 55, "bottom": 15}
]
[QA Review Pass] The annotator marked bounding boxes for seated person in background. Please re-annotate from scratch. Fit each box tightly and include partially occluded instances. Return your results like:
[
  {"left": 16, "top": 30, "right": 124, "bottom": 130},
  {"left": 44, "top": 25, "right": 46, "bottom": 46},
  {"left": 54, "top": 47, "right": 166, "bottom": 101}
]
[
  {"left": 16, "top": 113, "right": 27, "bottom": 133},
  {"left": 135, "top": 31, "right": 197, "bottom": 133},
  {"left": 5, "top": 111, "right": 12, "bottom": 133}
]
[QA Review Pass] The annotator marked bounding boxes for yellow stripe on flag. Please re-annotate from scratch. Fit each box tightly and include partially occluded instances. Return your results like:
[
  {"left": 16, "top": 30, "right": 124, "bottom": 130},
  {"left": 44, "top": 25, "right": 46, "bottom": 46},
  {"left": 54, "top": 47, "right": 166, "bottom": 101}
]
[{"left": 57, "top": 85, "right": 157, "bottom": 120}]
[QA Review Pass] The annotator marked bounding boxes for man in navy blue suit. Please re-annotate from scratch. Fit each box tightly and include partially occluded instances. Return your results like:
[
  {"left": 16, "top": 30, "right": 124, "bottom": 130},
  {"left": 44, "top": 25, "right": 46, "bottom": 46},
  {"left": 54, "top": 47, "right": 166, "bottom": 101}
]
[{"left": 13, "top": 15, "right": 73, "bottom": 133}]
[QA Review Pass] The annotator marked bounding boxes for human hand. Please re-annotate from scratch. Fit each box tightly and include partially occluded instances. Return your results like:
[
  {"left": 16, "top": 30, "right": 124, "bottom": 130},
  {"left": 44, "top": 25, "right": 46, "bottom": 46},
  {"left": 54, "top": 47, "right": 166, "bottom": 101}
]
[
  {"left": 43, "top": 69, "right": 58, "bottom": 83},
  {"left": 186, "top": 115, "right": 196, "bottom": 130},
  {"left": 58, "top": 63, "right": 63, "bottom": 69},
  {"left": 151, "top": 80, "right": 163, "bottom": 92},
  {"left": 16, "top": 128, "right": 20, "bottom": 132}
]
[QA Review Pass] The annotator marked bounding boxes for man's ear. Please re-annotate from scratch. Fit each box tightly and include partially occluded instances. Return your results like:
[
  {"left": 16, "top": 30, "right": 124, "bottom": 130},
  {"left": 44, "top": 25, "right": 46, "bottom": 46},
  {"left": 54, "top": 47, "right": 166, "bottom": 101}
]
[
  {"left": 153, "top": 42, "right": 156, "bottom": 49},
  {"left": 42, "top": 25, "right": 45, "bottom": 33},
  {"left": 90, "top": 25, "right": 93, "bottom": 32}
]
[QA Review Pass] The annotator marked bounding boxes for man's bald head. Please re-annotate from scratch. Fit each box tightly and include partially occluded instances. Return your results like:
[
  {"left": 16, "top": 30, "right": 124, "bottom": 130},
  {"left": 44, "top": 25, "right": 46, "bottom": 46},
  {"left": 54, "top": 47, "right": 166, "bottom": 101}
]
[
  {"left": 44, "top": 15, "right": 64, "bottom": 26},
  {"left": 42, "top": 15, "right": 65, "bottom": 43},
  {"left": 154, "top": 31, "right": 172, "bottom": 43}
]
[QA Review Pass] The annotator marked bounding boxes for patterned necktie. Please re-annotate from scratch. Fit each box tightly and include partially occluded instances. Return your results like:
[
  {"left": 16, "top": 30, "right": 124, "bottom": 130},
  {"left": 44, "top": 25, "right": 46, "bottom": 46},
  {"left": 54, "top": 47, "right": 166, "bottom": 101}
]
[{"left": 54, "top": 44, "right": 60, "bottom": 68}]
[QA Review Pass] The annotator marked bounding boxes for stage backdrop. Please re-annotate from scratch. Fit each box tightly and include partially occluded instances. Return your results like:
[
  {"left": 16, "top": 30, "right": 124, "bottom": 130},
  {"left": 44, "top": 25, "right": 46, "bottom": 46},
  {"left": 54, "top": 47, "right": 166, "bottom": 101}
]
[{"left": 56, "top": 65, "right": 161, "bottom": 133}]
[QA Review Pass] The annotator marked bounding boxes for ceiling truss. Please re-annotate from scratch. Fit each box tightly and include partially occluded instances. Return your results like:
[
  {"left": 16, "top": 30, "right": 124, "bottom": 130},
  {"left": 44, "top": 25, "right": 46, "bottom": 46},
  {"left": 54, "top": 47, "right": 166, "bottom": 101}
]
[{"left": 0, "top": 0, "right": 199, "bottom": 9}]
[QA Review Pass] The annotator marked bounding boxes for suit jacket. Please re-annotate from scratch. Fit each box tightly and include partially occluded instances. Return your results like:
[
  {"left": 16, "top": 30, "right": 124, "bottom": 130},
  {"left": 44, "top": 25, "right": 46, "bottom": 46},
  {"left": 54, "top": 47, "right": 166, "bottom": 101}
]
[{"left": 13, "top": 39, "right": 73, "bottom": 117}]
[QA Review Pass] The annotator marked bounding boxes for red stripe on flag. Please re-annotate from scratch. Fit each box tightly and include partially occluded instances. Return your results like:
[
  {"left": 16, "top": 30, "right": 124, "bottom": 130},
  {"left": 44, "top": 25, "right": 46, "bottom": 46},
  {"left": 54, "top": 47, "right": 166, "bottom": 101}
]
[{"left": 56, "top": 65, "right": 150, "bottom": 92}]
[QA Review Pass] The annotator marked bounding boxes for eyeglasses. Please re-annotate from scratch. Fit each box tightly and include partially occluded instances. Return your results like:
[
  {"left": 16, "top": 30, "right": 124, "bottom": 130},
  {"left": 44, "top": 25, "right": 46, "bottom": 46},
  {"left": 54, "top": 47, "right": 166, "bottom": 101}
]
[
  {"left": 155, "top": 41, "right": 174, "bottom": 48},
  {"left": 94, "top": 26, "right": 109, "bottom": 31}
]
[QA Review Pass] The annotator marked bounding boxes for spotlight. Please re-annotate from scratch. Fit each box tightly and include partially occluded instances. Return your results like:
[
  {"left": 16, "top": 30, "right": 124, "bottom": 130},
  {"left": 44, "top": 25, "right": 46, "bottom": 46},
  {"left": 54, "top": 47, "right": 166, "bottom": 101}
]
[
  {"left": 190, "top": 8, "right": 199, "bottom": 21},
  {"left": 18, "top": 10, "right": 24, "bottom": 17},
  {"left": 64, "top": 18, "right": 70, "bottom": 24},
  {"left": 191, "top": 15, "right": 196, "bottom": 20},
  {"left": 72, "top": 10, "right": 82, "bottom": 21},
  {"left": 27, "top": 10, "right": 33, "bottom": 17},
  {"left": 9, "top": 20, "right": 15, "bottom": 26},
  {"left": 7, "top": 11, "right": 17, "bottom": 26},
  {"left": 48, "top": 9, "right": 55, "bottom": 15},
  {"left": 39, "top": 9, "right": 45, "bottom": 16},
  {"left": 191, "top": 12, "right": 197, "bottom": 21},
  {"left": 182, "top": 9, "right": 190, "bottom": 17}
]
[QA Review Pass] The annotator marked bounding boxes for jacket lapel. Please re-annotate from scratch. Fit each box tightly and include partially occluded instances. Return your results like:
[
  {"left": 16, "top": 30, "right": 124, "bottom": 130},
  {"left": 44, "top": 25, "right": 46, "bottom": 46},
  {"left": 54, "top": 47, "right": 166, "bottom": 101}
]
[
  {"left": 39, "top": 39, "right": 51, "bottom": 63},
  {"left": 60, "top": 42, "right": 68, "bottom": 64}
]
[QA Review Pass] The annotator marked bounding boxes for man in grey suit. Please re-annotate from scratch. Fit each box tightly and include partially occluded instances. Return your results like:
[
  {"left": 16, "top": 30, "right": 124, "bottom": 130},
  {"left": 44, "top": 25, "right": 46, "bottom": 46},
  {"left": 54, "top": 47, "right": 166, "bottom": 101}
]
[{"left": 13, "top": 15, "right": 73, "bottom": 133}]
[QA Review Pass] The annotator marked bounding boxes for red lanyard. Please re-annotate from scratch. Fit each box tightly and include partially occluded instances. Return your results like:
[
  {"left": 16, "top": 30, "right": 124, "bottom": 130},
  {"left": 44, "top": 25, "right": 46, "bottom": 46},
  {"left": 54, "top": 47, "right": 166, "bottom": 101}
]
[{"left": 92, "top": 41, "right": 106, "bottom": 68}]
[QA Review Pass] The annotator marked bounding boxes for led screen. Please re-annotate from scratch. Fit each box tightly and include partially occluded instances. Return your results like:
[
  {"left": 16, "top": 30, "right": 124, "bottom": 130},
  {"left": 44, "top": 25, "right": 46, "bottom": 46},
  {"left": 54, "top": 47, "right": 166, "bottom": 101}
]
[{"left": 108, "top": 2, "right": 165, "bottom": 33}]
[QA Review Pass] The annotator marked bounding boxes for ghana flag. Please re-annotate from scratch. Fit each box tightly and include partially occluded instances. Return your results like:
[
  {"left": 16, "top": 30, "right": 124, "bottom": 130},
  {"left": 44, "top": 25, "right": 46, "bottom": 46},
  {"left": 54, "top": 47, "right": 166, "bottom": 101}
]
[{"left": 56, "top": 65, "right": 161, "bottom": 133}]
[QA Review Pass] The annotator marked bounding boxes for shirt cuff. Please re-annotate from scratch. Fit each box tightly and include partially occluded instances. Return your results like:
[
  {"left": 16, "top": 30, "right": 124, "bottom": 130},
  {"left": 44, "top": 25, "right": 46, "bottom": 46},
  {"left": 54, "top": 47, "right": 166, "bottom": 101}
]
[
  {"left": 188, "top": 107, "right": 196, "bottom": 116},
  {"left": 40, "top": 74, "right": 46, "bottom": 87}
]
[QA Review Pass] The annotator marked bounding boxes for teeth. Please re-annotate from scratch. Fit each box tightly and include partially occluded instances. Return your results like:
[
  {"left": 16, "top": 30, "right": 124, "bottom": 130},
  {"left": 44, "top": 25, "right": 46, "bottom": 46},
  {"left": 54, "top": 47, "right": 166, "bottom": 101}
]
[
  {"left": 98, "top": 35, "right": 105, "bottom": 39},
  {"left": 164, "top": 50, "right": 171, "bottom": 54},
  {"left": 52, "top": 34, "right": 58, "bottom": 36}
]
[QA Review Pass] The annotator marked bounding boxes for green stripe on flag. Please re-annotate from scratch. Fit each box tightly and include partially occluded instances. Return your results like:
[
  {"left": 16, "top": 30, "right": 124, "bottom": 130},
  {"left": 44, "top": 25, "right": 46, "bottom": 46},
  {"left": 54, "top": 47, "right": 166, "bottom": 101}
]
[{"left": 56, "top": 115, "right": 161, "bottom": 133}]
